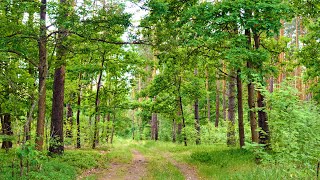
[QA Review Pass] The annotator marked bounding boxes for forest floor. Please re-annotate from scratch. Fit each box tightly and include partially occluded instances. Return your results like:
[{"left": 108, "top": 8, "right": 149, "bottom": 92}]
[{"left": 76, "top": 140, "right": 264, "bottom": 180}]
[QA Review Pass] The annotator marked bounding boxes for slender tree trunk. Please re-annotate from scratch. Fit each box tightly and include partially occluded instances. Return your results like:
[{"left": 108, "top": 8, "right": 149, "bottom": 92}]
[
  {"left": 222, "top": 76, "right": 227, "bottom": 121},
  {"left": 172, "top": 118, "right": 176, "bottom": 142},
  {"left": 66, "top": 104, "right": 73, "bottom": 138},
  {"left": 206, "top": 68, "right": 211, "bottom": 123},
  {"left": 237, "top": 70, "right": 245, "bottom": 148},
  {"left": 151, "top": 112, "right": 158, "bottom": 141},
  {"left": 36, "top": 0, "right": 47, "bottom": 151},
  {"left": 215, "top": 80, "right": 220, "bottom": 127},
  {"left": 194, "top": 69, "right": 200, "bottom": 145},
  {"left": 110, "top": 111, "right": 115, "bottom": 144},
  {"left": 1, "top": 114, "right": 13, "bottom": 150},
  {"left": 227, "top": 73, "right": 236, "bottom": 146},
  {"left": 177, "top": 76, "right": 187, "bottom": 146},
  {"left": 246, "top": 29, "right": 259, "bottom": 143},
  {"left": 76, "top": 73, "right": 82, "bottom": 148},
  {"left": 25, "top": 98, "right": 36, "bottom": 142},
  {"left": 92, "top": 58, "right": 105, "bottom": 149}
]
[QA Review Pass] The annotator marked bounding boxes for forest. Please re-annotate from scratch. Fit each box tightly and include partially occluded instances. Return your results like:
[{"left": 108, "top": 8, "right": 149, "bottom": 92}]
[{"left": 0, "top": 0, "right": 320, "bottom": 179}]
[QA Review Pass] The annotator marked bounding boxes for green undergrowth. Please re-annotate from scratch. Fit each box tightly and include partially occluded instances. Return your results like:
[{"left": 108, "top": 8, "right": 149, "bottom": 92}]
[
  {"left": 133, "top": 141, "right": 311, "bottom": 179},
  {"left": 0, "top": 148, "right": 109, "bottom": 180}
]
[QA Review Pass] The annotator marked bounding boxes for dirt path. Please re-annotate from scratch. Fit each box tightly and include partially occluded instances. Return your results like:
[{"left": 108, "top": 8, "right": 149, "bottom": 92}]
[
  {"left": 163, "top": 153, "right": 199, "bottom": 180},
  {"left": 124, "top": 150, "right": 147, "bottom": 180},
  {"left": 79, "top": 150, "right": 147, "bottom": 180}
]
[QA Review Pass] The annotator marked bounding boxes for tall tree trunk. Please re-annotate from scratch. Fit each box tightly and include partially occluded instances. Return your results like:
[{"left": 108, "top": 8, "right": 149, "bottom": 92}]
[
  {"left": 49, "top": 0, "right": 69, "bottom": 155},
  {"left": 25, "top": 97, "right": 36, "bottom": 143},
  {"left": 254, "top": 33, "right": 270, "bottom": 148},
  {"left": 215, "top": 80, "right": 220, "bottom": 127},
  {"left": 227, "top": 73, "right": 236, "bottom": 146},
  {"left": 177, "top": 76, "right": 187, "bottom": 146},
  {"left": 237, "top": 70, "right": 245, "bottom": 148},
  {"left": 36, "top": 0, "right": 47, "bottom": 151},
  {"left": 50, "top": 65, "right": 65, "bottom": 154},
  {"left": 1, "top": 114, "right": 13, "bottom": 150},
  {"left": 92, "top": 58, "right": 105, "bottom": 149},
  {"left": 76, "top": 73, "right": 81, "bottom": 148},
  {"left": 246, "top": 29, "right": 259, "bottom": 143},
  {"left": 194, "top": 69, "right": 200, "bottom": 145}
]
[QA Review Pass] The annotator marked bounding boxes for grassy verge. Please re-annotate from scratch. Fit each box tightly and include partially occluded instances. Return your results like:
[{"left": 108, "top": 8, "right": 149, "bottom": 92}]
[{"left": 0, "top": 148, "right": 109, "bottom": 180}]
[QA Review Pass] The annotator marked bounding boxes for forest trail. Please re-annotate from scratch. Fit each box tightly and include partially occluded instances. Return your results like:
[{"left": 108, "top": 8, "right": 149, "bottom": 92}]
[
  {"left": 122, "top": 150, "right": 147, "bottom": 180},
  {"left": 162, "top": 153, "right": 199, "bottom": 180},
  {"left": 79, "top": 149, "right": 147, "bottom": 180}
]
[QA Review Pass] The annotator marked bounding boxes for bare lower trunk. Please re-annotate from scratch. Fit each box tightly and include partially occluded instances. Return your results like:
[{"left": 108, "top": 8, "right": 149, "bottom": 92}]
[
  {"left": 66, "top": 104, "right": 73, "bottom": 138},
  {"left": 246, "top": 29, "right": 259, "bottom": 143},
  {"left": 36, "top": 0, "right": 47, "bottom": 151},
  {"left": 92, "top": 58, "right": 105, "bottom": 149},
  {"left": 257, "top": 91, "right": 270, "bottom": 147},
  {"left": 237, "top": 70, "right": 245, "bottom": 148},
  {"left": 49, "top": 66, "right": 65, "bottom": 154},
  {"left": 227, "top": 73, "right": 236, "bottom": 146},
  {"left": 215, "top": 80, "right": 220, "bottom": 127},
  {"left": 1, "top": 114, "right": 13, "bottom": 150},
  {"left": 172, "top": 119, "right": 176, "bottom": 142},
  {"left": 76, "top": 73, "right": 82, "bottom": 148}
]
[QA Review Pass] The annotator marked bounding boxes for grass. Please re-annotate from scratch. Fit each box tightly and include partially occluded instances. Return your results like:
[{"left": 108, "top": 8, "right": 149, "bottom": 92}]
[
  {"left": 0, "top": 140, "right": 313, "bottom": 180},
  {"left": 0, "top": 148, "right": 109, "bottom": 180}
]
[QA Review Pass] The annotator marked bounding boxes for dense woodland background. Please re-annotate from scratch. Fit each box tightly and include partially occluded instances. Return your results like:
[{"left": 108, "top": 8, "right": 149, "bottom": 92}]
[{"left": 0, "top": 0, "right": 320, "bottom": 179}]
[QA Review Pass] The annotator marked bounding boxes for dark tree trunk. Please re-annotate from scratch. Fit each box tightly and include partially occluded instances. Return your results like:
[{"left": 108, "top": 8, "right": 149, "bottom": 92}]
[
  {"left": 227, "top": 73, "right": 236, "bottom": 146},
  {"left": 36, "top": 0, "right": 47, "bottom": 151},
  {"left": 237, "top": 70, "right": 245, "bottom": 148},
  {"left": 92, "top": 58, "right": 105, "bottom": 149},
  {"left": 245, "top": 29, "right": 259, "bottom": 143},
  {"left": 66, "top": 104, "right": 73, "bottom": 138},
  {"left": 49, "top": 0, "right": 68, "bottom": 154},
  {"left": 254, "top": 33, "right": 270, "bottom": 148},
  {"left": 49, "top": 66, "right": 65, "bottom": 154},
  {"left": 215, "top": 80, "right": 220, "bottom": 127},
  {"left": 179, "top": 95, "right": 187, "bottom": 146},
  {"left": 151, "top": 112, "right": 158, "bottom": 141},
  {"left": 194, "top": 69, "right": 200, "bottom": 145},
  {"left": 106, "top": 112, "right": 111, "bottom": 143},
  {"left": 194, "top": 98, "right": 200, "bottom": 145},
  {"left": 206, "top": 68, "right": 211, "bottom": 123},
  {"left": 76, "top": 73, "right": 81, "bottom": 148},
  {"left": 257, "top": 91, "right": 270, "bottom": 147},
  {"left": 172, "top": 119, "right": 176, "bottom": 143},
  {"left": 1, "top": 114, "right": 13, "bottom": 150}
]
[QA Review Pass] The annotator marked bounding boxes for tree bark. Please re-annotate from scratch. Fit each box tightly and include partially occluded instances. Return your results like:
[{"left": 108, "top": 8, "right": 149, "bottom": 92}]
[
  {"left": 227, "top": 73, "right": 236, "bottom": 146},
  {"left": 66, "top": 104, "right": 73, "bottom": 138},
  {"left": 76, "top": 73, "right": 82, "bottom": 148},
  {"left": 237, "top": 70, "right": 245, "bottom": 148},
  {"left": 49, "top": 0, "right": 68, "bottom": 155},
  {"left": 215, "top": 80, "right": 220, "bottom": 127},
  {"left": 36, "top": 0, "right": 47, "bottom": 151},
  {"left": 194, "top": 69, "right": 200, "bottom": 145},
  {"left": 246, "top": 29, "right": 259, "bottom": 143},
  {"left": 92, "top": 58, "right": 105, "bottom": 149},
  {"left": 1, "top": 114, "right": 13, "bottom": 150},
  {"left": 49, "top": 65, "right": 65, "bottom": 154}
]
